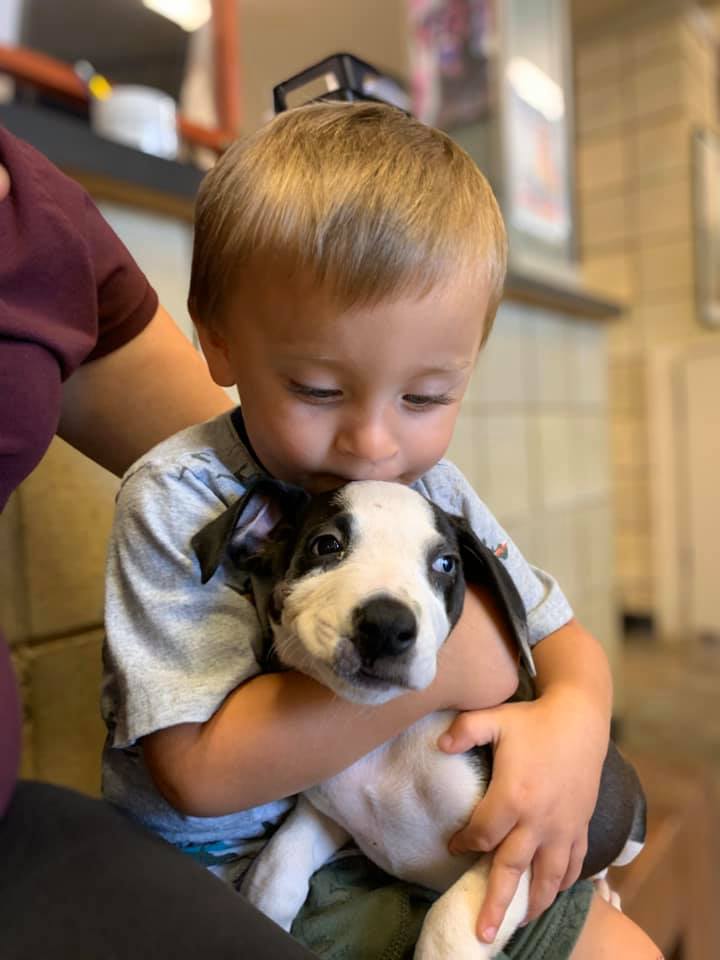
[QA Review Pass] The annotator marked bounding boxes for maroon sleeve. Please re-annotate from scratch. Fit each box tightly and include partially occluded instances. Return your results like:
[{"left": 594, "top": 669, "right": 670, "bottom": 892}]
[
  {"left": 0, "top": 125, "right": 158, "bottom": 379},
  {"left": 0, "top": 127, "right": 163, "bottom": 809}
]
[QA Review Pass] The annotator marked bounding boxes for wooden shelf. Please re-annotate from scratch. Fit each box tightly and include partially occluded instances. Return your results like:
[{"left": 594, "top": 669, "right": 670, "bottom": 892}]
[{"left": 0, "top": 102, "right": 204, "bottom": 220}]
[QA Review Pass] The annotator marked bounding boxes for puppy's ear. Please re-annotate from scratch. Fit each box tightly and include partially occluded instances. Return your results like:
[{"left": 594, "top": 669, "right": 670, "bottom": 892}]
[
  {"left": 191, "top": 476, "right": 310, "bottom": 584},
  {"left": 451, "top": 517, "right": 536, "bottom": 677}
]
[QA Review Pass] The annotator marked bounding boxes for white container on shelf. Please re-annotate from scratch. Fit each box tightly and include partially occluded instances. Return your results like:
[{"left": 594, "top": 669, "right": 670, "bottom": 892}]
[{"left": 90, "top": 85, "right": 179, "bottom": 160}]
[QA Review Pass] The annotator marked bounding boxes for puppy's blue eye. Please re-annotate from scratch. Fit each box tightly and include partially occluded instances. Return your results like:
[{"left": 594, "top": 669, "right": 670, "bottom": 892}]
[
  {"left": 311, "top": 535, "right": 343, "bottom": 557},
  {"left": 432, "top": 555, "right": 457, "bottom": 575}
]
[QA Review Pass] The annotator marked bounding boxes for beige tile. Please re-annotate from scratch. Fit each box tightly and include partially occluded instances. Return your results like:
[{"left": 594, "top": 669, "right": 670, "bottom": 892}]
[
  {"left": 19, "top": 438, "right": 119, "bottom": 640},
  {"left": 446, "top": 414, "right": 493, "bottom": 501},
  {"left": 614, "top": 471, "right": 652, "bottom": 537},
  {"left": 628, "top": 176, "right": 691, "bottom": 240},
  {"left": 629, "top": 17, "right": 693, "bottom": 67},
  {"left": 532, "top": 312, "right": 571, "bottom": 408},
  {"left": 533, "top": 415, "right": 576, "bottom": 508},
  {"left": 577, "top": 133, "right": 628, "bottom": 194},
  {"left": 608, "top": 313, "right": 646, "bottom": 358},
  {"left": 572, "top": 415, "right": 610, "bottom": 499},
  {"left": 611, "top": 414, "right": 648, "bottom": 469},
  {"left": 609, "top": 355, "right": 646, "bottom": 415},
  {"left": 26, "top": 630, "right": 105, "bottom": 796},
  {"left": 582, "top": 250, "right": 635, "bottom": 302},
  {"left": 469, "top": 303, "right": 534, "bottom": 409},
  {"left": 638, "top": 298, "right": 697, "bottom": 345},
  {"left": 0, "top": 491, "right": 28, "bottom": 647},
  {"left": 615, "top": 531, "right": 652, "bottom": 581},
  {"left": 580, "top": 191, "right": 630, "bottom": 252},
  {"left": 576, "top": 499, "right": 615, "bottom": 590},
  {"left": 636, "top": 237, "right": 693, "bottom": 297},
  {"left": 567, "top": 322, "right": 609, "bottom": 409},
  {"left": 630, "top": 116, "right": 692, "bottom": 181},
  {"left": 618, "top": 575, "right": 654, "bottom": 613},
  {"left": 484, "top": 415, "right": 531, "bottom": 520},
  {"left": 575, "top": 35, "right": 623, "bottom": 82},
  {"left": 629, "top": 57, "right": 690, "bottom": 121},
  {"left": 529, "top": 507, "right": 581, "bottom": 607},
  {"left": 576, "top": 78, "right": 625, "bottom": 137}
]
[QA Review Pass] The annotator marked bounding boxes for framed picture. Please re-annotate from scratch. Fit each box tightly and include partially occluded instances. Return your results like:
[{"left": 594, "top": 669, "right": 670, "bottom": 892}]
[
  {"left": 693, "top": 129, "right": 720, "bottom": 328},
  {"left": 408, "top": 0, "right": 496, "bottom": 129}
]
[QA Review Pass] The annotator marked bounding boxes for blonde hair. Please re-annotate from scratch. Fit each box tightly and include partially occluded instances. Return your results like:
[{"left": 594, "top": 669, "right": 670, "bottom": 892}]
[{"left": 189, "top": 101, "right": 507, "bottom": 343}]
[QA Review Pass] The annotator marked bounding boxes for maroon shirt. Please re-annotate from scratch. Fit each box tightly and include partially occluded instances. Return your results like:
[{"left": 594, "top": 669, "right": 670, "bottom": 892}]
[{"left": 0, "top": 125, "right": 158, "bottom": 815}]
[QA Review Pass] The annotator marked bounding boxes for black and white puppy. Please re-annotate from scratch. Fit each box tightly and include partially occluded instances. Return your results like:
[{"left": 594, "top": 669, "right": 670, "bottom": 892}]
[{"left": 192, "top": 478, "right": 646, "bottom": 959}]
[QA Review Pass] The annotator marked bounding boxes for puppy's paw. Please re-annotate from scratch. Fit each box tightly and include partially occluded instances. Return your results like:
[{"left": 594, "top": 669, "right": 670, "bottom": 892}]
[
  {"left": 414, "top": 896, "right": 499, "bottom": 960},
  {"left": 241, "top": 859, "right": 307, "bottom": 932}
]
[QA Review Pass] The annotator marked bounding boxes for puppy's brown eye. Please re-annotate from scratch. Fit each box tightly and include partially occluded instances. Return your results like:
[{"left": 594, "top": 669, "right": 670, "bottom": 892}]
[{"left": 311, "top": 535, "right": 343, "bottom": 557}]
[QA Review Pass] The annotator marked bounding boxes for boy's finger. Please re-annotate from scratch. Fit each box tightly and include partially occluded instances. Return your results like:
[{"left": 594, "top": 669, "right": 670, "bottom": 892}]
[
  {"left": 559, "top": 839, "right": 586, "bottom": 891},
  {"left": 448, "top": 786, "right": 517, "bottom": 854},
  {"left": 476, "top": 833, "right": 535, "bottom": 942},
  {"left": 525, "top": 846, "right": 570, "bottom": 921},
  {"left": 437, "top": 709, "right": 499, "bottom": 753}
]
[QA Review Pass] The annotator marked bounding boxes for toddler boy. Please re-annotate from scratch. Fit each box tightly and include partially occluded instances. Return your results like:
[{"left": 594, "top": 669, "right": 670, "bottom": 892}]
[{"left": 102, "top": 102, "right": 658, "bottom": 959}]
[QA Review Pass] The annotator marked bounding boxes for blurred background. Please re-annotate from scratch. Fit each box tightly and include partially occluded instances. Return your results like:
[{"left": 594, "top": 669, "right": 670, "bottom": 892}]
[{"left": 0, "top": 1, "right": 718, "bottom": 956}]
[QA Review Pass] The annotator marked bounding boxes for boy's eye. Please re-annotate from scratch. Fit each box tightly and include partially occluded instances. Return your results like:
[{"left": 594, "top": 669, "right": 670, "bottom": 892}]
[
  {"left": 403, "top": 393, "right": 454, "bottom": 408},
  {"left": 288, "top": 381, "right": 342, "bottom": 401}
]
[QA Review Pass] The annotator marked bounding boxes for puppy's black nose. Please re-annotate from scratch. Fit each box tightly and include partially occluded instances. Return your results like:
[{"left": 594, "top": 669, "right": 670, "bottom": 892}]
[{"left": 351, "top": 596, "right": 417, "bottom": 665}]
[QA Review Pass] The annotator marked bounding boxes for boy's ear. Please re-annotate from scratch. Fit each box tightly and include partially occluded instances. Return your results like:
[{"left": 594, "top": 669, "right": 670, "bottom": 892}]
[{"left": 195, "top": 323, "right": 236, "bottom": 388}]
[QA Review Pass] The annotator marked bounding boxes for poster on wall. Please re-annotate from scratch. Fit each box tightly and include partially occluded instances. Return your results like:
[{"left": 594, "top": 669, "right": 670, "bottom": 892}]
[
  {"left": 407, "top": 0, "right": 495, "bottom": 129},
  {"left": 505, "top": 56, "right": 571, "bottom": 245}
]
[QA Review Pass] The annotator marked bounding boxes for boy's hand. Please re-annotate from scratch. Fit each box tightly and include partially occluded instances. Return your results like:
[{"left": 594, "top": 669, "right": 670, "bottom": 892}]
[{"left": 437, "top": 688, "right": 607, "bottom": 943}]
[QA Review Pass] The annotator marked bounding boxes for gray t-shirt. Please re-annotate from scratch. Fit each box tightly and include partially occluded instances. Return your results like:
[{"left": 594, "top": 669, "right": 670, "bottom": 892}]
[{"left": 102, "top": 408, "right": 572, "bottom": 847}]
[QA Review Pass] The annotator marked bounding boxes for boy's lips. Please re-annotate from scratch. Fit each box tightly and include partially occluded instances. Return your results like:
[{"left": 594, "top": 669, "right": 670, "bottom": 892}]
[{"left": 305, "top": 470, "right": 415, "bottom": 492}]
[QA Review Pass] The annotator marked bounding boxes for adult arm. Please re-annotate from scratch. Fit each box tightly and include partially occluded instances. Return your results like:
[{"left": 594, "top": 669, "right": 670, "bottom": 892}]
[{"left": 59, "top": 305, "right": 232, "bottom": 475}]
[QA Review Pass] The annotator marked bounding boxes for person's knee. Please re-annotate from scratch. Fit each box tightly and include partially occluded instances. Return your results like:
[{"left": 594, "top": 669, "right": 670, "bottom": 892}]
[{"left": 569, "top": 894, "right": 664, "bottom": 960}]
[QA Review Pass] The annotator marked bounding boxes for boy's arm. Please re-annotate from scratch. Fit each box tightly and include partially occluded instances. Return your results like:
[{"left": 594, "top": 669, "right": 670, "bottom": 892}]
[
  {"left": 143, "top": 581, "right": 520, "bottom": 816},
  {"left": 440, "top": 618, "right": 612, "bottom": 941}
]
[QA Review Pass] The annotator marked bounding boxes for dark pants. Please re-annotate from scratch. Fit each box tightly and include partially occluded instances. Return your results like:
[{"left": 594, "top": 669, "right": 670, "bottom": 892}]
[{"left": 0, "top": 781, "right": 317, "bottom": 959}]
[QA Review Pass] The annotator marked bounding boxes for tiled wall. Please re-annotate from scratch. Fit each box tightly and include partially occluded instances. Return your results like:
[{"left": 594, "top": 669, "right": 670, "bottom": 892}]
[
  {"left": 448, "top": 301, "right": 619, "bottom": 683},
  {"left": 574, "top": 0, "right": 719, "bottom": 621}
]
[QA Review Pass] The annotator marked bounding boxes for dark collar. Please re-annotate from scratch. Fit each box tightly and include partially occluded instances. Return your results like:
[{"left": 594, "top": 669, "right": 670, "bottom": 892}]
[{"left": 230, "top": 406, "right": 272, "bottom": 477}]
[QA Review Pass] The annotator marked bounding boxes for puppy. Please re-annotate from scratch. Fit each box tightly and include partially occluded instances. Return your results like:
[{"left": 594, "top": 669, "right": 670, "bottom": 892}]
[{"left": 192, "top": 478, "right": 645, "bottom": 958}]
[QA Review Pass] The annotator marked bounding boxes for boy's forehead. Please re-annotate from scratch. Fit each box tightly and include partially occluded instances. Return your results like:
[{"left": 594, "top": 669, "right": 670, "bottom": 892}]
[{"left": 230, "top": 268, "right": 491, "bottom": 346}]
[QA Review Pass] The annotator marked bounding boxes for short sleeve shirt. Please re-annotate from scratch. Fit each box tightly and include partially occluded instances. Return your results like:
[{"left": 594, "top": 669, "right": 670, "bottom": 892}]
[
  {"left": 102, "top": 409, "right": 573, "bottom": 847},
  {"left": 0, "top": 124, "right": 158, "bottom": 817}
]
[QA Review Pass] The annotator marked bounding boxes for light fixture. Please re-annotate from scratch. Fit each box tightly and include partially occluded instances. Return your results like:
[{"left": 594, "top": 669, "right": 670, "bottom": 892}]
[
  {"left": 506, "top": 57, "right": 564, "bottom": 122},
  {"left": 142, "top": 0, "right": 212, "bottom": 33}
]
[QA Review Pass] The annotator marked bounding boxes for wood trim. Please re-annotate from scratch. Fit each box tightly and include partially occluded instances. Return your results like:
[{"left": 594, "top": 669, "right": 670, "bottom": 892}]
[
  {"left": 504, "top": 269, "right": 624, "bottom": 320},
  {"left": 0, "top": 43, "right": 234, "bottom": 154},
  {"left": 211, "top": 0, "right": 241, "bottom": 139}
]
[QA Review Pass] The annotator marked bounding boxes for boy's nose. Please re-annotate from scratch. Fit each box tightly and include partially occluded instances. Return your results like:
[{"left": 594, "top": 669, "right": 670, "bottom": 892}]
[{"left": 336, "top": 420, "right": 399, "bottom": 465}]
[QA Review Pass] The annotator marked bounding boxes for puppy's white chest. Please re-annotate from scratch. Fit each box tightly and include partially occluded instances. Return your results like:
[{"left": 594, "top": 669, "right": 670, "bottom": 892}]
[{"left": 306, "top": 711, "right": 486, "bottom": 891}]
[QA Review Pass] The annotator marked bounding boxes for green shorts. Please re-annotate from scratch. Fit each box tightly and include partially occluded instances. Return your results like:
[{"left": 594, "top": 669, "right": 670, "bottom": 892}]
[{"left": 292, "top": 852, "right": 594, "bottom": 960}]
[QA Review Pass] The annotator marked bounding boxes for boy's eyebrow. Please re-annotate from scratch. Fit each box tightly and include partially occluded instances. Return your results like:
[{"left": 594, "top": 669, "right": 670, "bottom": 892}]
[{"left": 286, "top": 354, "right": 473, "bottom": 375}]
